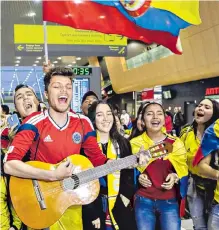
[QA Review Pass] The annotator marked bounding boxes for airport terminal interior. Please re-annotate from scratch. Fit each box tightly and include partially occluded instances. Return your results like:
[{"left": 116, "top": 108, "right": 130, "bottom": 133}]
[{"left": 1, "top": 1, "right": 219, "bottom": 230}]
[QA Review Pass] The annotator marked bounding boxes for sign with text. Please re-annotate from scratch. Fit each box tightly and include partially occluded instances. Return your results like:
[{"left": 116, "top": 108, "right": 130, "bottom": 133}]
[
  {"left": 14, "top": 25, "right": 127, "bottom": 57},
  {"left": 205, "top": 87, "right": 219, "bottom": 101},
  {"left": 205, "top": 87, "right": 219, "bottom": 95}
]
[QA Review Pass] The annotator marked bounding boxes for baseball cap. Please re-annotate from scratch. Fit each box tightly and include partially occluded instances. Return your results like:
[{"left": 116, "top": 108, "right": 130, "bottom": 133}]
[{"left": 81, "top": 91, "right": 98, "bottom": 104}]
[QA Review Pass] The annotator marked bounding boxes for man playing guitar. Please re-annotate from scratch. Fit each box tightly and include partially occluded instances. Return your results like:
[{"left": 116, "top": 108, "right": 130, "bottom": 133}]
[{"left": 4, "top": 67, "right": 149, "bottom": 230}]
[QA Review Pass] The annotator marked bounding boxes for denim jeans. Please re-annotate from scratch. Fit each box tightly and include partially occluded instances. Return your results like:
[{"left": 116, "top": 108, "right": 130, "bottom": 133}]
[
  {"left": 134, "top": 194, "right": 181, "bottom": 230},
  {"left": 187, "top": 177, "right": 208, "bottom": 230},
  {"left": 208, "top": 202, "right": 219, "bottom": 230}
]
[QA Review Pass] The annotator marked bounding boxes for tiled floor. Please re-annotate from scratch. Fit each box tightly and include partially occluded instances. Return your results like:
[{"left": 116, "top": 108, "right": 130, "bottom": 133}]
[{"left": 181, "top": 219, "right": 193, "bottom": 230}]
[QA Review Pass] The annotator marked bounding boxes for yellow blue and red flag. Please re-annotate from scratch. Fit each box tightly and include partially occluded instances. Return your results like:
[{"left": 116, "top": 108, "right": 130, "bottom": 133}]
[
  {"left": 131, "top": 132, "right": 188, "bottom": 216},
  {"left": 193, "top": 119, "right": 219, "bottom": 166},
  {"left": 43, "top": 0, "right": 201, "bottom": 54}
]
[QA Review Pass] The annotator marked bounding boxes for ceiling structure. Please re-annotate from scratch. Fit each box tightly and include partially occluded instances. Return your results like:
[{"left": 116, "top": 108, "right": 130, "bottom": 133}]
[
  {"left": 1, "top": 0, "right": 147, "bottom": 66},
  {"left": 1, "top": 0, "right": 89, "bottom": 67},
  {"left": 1, "top": 0, "right": 148, "bottom": 100}
]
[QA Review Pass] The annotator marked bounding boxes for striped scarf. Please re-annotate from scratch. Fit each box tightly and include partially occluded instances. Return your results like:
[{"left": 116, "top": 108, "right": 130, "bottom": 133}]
[{"left": 97, "top": 131, "right": 120, "bottom": 230}]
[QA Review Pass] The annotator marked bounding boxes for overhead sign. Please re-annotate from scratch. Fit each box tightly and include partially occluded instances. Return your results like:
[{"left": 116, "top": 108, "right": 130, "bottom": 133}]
[
  {"left": 205, "top": 87, "right": 219, "bottom": 95},
  {"left": 15, "top": 44, "right": 44, "bottom": 53},
  {"left": 14, "top": 24, "right": 127, "bottom": 57}
]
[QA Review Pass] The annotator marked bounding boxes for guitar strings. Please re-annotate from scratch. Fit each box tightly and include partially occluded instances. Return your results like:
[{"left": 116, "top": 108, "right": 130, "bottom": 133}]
[
  {"left": 41, "top": 159, "right": 132, "bottom": 196},
  {"left": 40, "top": 159, "right": 135, "bottom": 196},
  {"left": 38, "top": 146, "right": 186, "bottom": 196}
]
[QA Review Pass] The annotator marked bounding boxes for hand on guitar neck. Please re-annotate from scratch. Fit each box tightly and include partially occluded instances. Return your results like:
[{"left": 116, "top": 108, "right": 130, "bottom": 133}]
[
  {"left": 126, "top": 145, "right": 151, "bottom": 169},
  {"left": 9, "top": 141, "right": 173, "bottom": 229}
]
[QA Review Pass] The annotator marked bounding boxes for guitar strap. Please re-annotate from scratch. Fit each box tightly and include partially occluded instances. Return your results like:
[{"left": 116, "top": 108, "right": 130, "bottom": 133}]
[{"left": 77, "top": 114, "right": 85, "bottom": 144}]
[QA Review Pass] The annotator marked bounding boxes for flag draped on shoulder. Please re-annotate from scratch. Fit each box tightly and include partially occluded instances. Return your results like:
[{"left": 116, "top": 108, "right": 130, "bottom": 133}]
[
  {"left": 43, "top": 0, "right": 201, "bottom": 54},
  {"left": 193, "top": 119, "right": 219, "bottom": 166},
  {"left": 131, "top": 132, "right": 188, "bottom": 216}
]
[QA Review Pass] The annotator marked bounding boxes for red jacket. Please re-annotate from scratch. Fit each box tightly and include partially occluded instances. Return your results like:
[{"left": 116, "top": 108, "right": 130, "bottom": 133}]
[{"left": 165, "top": 115, "right": 173, "bottom": 133}]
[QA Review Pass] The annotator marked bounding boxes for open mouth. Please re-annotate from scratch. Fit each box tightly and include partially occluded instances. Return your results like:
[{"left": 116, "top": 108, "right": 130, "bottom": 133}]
[
  {"left": 151, "top": 121, "right": 160, "bottom": 127},
  {"left": 102, "top": 122, "right": 111, "bottom": 125},
  {"left": 24, "top": 103, "right": 33, "bottom": 110},
  {"left": 101, "top": 122, "right": 112, "bottom": 128},
  {"left": 58, "top": 95, "right": 68, "bottom": 104},
  {"left": 197, "top": 112, "right": 204, "bottom": 117}
]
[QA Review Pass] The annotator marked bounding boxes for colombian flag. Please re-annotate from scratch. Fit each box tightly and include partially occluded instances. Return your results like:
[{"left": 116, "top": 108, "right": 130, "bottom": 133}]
[
  {"left": 193, "top": 119, "right": 219, "bottom": 166},
  {"left": 43, "top": 0, "right": 201, "bottom": 54},
  {"left": 131, "top": 133, "right": 188, "bottom": 216}
]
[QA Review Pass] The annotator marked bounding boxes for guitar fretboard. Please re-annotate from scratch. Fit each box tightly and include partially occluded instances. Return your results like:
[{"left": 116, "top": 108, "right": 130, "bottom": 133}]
[
  {"left": 63, "top": 152, "right": 148, "bottom": 189},
  {"left": 78, "top": 154, "right": 138, "bottom": 185}
]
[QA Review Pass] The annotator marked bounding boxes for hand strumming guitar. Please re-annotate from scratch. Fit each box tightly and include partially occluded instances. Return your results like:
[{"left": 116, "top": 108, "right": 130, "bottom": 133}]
[{"left": 53, "top": 159, "right": 75, "bottom": 181}]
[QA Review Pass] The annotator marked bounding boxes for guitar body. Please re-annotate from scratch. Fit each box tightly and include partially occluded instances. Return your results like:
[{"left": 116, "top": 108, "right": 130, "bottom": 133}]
[{"left": 10, "top": 155, "right": 100, "bottom": 229}]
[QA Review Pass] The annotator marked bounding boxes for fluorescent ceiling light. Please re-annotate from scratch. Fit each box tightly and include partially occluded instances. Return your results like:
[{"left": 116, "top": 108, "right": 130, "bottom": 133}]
[
  {"left": 67, "top": 64, "right": 72, "bottom": 67},
  {"left": 57, "top": 57, "right": 62, "bottom": 60},
  {"left": 16, "top": 57, "right": 21, "bottom": 59},
  {"left": 76, "top": 57, "right": 81, "bottom": 60},
  {"left": 35, "top": 61, "right": 39, "bottom": 63},
  {"left": 27, "top": 12, "right": 36, "bottom": 17},
  {"left": 33, "top": 64, "right": 37, "bottom": 66},
  {"left": 15, "top": 64, "right": 19, "bottom": 66},
  {"left": 37, "top": 57, "right": 42, "bottom": 60},
  {"left": 53, "top": 61, "right": 58, "bottom": 64},
  {"left": 15, "top": 60, "right": 20, "bottom": 63}
]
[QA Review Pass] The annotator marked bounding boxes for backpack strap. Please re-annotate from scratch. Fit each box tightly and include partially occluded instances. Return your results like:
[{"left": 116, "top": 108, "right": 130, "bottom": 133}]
[{"left": 77, "top": 114, "right": 85, "bottom": 143}]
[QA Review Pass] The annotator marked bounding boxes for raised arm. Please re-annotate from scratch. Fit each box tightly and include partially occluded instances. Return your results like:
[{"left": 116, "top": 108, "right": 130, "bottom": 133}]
[{"left": 198, "top": 154, "right": 219, "bottom": 181}]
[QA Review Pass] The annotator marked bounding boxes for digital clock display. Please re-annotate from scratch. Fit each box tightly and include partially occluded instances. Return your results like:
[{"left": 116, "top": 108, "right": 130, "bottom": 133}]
[{"left": 72, "top": 67, "right": 92, "bottom": 76}]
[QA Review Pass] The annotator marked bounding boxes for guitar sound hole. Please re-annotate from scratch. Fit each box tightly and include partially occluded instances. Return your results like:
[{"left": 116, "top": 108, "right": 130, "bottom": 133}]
[{"left": 62, "top": 175, "right": 80, "bottom": 190}]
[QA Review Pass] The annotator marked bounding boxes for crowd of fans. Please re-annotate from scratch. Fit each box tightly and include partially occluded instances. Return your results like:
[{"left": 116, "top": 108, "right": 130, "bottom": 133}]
[{"left": 1, "top": 65, "right": 219, "bottom": 230}]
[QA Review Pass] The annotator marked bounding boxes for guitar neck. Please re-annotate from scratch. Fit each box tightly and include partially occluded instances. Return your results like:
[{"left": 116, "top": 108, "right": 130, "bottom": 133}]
[{"left": 77, "top": 153, "right": 141, "bottom": 185}]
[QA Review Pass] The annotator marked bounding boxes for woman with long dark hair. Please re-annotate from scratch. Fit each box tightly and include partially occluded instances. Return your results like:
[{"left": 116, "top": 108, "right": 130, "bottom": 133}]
[
  {"left": 129, "top": 102, "right": 150, "bottom": 140},
  {"left": 180, "top": 98, "right": 219, "bottom": 230},
  {"left": 82, "top": 101, "right": 137, "bottom": 230},
  {"left": 131, "top": 102, "right": 188, "bottom": 230}
]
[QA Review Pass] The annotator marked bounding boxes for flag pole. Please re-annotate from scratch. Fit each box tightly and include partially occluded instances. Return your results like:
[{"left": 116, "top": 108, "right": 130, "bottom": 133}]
[{"left": 43, "top": 21, "right": 49, "bottom": 64}]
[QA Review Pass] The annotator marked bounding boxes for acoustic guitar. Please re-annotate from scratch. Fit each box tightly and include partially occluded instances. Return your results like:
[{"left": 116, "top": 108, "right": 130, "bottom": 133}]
[{"left": 10, "top": 141, "right": 172, "bottom": 229}]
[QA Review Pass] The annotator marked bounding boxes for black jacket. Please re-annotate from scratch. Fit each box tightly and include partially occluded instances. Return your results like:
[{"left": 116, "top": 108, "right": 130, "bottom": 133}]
[{"left": 82, "top": 138, "right": 137, "bottom": 230}]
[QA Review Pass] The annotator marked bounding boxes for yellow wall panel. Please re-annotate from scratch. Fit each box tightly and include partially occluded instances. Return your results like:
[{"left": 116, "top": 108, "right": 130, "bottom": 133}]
[
  {"left": 198, "top": 2, "right": 212, "bottom": 31},
  {"left": 202, "top": 28, "right": 219, "bottom": 64},
  {"left": 208, "top": 1, "right": 219, "bottom": 26},
  {"left": 181, "top": 39, "right": 195, "bottom": 70}
]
